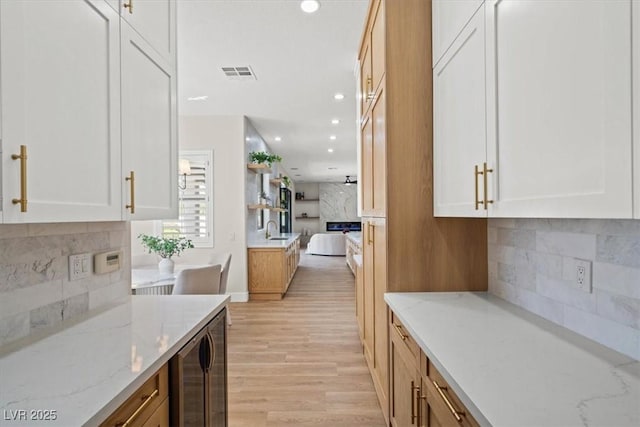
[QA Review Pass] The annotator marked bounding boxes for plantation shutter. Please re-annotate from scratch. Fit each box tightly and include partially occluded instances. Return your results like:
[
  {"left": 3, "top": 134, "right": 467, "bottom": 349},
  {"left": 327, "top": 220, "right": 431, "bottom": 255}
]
[{"left": 163, "top": 151, "right": 213, "bottom": 247}]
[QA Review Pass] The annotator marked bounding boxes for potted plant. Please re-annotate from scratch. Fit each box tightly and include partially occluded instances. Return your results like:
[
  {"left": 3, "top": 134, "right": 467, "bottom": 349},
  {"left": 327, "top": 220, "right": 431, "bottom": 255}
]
[
  {"left": 138, "top": 234, "right": 194, "bottom": 274},
  {"left": 249, "top": 151, "right": 282, "bottom": 167},
  {"left": 282, "top": 176, "right": 291, "bottom": 188}
]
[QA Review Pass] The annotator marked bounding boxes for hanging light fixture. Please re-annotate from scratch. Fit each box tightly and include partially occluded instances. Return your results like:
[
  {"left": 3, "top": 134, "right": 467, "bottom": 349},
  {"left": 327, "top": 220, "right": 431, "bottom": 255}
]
[{"left": 344, "top": 175, "right": 357, "bottom": 185}]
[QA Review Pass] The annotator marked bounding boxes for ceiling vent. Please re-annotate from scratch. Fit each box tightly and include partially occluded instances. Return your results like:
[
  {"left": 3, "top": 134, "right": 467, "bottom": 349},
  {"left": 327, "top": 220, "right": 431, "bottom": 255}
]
[{"left": 221, "top": 66, "right": 257, "bottom": 80}]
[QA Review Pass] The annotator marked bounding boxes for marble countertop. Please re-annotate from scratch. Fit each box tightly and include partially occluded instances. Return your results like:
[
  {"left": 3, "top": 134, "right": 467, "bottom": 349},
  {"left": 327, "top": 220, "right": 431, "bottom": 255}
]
[
  {"left": 345, "top": 232, "right": 362, "bottom": 245},
  {"left": 385, "top": 292, "right": 640, "bottom": 427},
  {"left": 0, "top": 295, "right": 229, "bottom": 426},
  {"left": 247, "top": 232, "right": 300, "bottom": 248}
]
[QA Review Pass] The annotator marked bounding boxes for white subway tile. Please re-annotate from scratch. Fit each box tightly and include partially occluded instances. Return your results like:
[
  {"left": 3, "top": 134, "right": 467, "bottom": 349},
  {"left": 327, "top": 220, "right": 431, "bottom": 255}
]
[
  {"left": 593, "top": 262, "right": 640, "bottom": 299},
  {"left": 0, "top": 280, "right": 63, "bottom": 318},
  {"left": 595, "top": 289, "right": 640, "bottom": 329},
  {"left": 515, "top": 287, "right": 565, "bottom": 325},
  {"left": 596, "top": 235, "right": 640, "bottom": 269},
  {"left": 536, "top": 231, "right": 596, "bottom": 259},
  {"left": 0, "top": 312, "right": 30, "bottom": 347},
  {"left": 536, "top": 275, "right": 596, "bottom": 313}
]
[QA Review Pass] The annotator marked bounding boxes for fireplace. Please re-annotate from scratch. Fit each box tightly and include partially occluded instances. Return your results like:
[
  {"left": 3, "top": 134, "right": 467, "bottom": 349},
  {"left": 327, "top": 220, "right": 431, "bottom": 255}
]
[{"left": 326, "top": 221, "right": 362, "bottom": 232}]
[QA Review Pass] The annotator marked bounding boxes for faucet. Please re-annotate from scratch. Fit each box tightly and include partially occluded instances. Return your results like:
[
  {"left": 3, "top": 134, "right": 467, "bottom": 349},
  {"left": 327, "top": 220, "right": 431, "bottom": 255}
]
[{"left": 266, "top": 220, "right": 278, "bottom": 239}]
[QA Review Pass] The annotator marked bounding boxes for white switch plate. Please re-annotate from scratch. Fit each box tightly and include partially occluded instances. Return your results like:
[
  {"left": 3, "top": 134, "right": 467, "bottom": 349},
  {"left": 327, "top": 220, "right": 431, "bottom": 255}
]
[{"left": 69, "top": 253, "right": 92, "bottom": 281}]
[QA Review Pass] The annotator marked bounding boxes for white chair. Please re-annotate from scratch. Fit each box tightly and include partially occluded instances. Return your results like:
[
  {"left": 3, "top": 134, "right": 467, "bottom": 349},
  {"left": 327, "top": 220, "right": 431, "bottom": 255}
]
[
  {"left": 210, "top": 253, "right": 233, "bottom": 325},
  {"left": 171, "top": 264, "right": 222, "bottom": 295}
]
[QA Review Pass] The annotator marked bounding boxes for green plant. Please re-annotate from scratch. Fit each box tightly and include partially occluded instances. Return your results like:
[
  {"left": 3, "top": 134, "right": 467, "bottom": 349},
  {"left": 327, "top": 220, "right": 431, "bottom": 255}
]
[
  {"left": 249, "top": 151, "right": 282, "bottom": 166},
  {"left": 282, "top": 176, "right": 291, "bottom": 188},
  {"left": 138, "top": 234, "right": 194, "bottom": 259}
]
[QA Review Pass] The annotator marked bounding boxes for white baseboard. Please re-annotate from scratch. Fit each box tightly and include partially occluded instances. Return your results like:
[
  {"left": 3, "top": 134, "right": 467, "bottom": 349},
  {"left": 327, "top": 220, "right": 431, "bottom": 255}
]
[{"left": 228, "top": 292, "right": 248, "bottom": 302}]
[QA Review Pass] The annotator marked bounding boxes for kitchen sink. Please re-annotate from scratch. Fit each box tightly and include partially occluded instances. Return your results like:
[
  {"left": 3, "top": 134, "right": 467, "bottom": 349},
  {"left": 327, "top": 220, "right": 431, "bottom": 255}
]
[{"left": 268, "top": 237, "right": 289, "bottom": 240}]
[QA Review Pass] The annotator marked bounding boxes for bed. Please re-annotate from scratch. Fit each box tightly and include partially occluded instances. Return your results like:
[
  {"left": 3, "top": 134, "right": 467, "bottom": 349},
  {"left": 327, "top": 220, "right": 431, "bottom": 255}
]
[{"left": 306, "top": 233, "right": 347, "bottom": 256}]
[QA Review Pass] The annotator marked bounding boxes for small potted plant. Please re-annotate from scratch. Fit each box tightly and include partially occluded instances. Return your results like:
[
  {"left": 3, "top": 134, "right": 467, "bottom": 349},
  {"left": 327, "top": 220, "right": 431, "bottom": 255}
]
[
  {"left": 282, "top": 176, "right": 291, "bottom": 188},
  {"left": 249, "top": 151, "right": 282, "bottom": 167},
  {"left": 138, "top": 234, "right": 194, "bottom": 274}
]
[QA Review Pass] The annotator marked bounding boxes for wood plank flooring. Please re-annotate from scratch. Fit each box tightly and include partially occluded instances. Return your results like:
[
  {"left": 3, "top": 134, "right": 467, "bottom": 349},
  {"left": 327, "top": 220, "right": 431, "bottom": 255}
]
[{"left": 227, "top": 253, "right": 386, "bottom": 427}]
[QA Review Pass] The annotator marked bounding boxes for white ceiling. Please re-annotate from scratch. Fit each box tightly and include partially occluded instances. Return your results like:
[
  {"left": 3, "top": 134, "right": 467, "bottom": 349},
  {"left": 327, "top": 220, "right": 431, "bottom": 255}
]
[{"left": 177, "top": 0, "right": 369, "bottom": 183}]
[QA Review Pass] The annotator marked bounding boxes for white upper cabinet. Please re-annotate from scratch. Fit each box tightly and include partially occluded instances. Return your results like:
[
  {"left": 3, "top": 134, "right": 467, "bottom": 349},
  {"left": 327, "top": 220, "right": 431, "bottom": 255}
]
[
  {"left": 121, "top": 21, "right": 177, "bottom": 220},
  {"left": 432, "top": 0, "right": 484, "bottom": 67},
  {"left": 433, "top": 7, "right": 487, "bottom": 217},
  {"left": 634, "top": 2, "right": 640, "bottom": 219},
  {"left": 1, "top": 0, "right": 122, "bottom": 223},
  {"left": 120, "top": 0, "right": 175, "bottom": 63},
  {"left": 486, "top": 0, "right": 633, "bottom": 218}
]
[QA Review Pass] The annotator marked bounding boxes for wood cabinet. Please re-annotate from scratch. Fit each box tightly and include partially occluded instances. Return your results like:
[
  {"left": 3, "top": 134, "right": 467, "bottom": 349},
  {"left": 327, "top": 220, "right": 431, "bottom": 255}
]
[
  {"left": 389, "top": 313, "right": 421, "bottom": 427},
  {"left": 357, "top": 1, "right": 487, "bottom": 422},
  {"left": 354, "top": 256, "right": 365, "bottom": 342},
  {"left": 345, "top": 235, "right": 362, "bottom": 275},
  {"left": 0, "top": 0, "right": 122, "bottom": 223},
  {"left": 248, "top": 238, "right": 300, "bottom": 300},
  {"left": 101, "top": 364, "right": 169, "bottom": 427},
  {"left": 431, "top": 0, "right": 483, "bottom": 67},
  {"left": 121, "top": 7, "right": 178, "bottom": 220}
]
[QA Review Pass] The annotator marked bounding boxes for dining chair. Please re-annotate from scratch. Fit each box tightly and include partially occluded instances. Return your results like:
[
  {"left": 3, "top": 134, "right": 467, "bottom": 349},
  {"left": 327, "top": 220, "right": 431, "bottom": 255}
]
[
  {"left": 171, "top": 264, "right": 222, "bottom": 295},
  {"left": 210, "top": 253, "right": 233, "bottom": 326}
]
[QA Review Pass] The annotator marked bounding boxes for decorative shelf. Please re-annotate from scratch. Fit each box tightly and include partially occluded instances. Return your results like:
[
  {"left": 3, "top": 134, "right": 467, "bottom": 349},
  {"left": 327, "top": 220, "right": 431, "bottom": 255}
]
[
  {"left": 295, "top": 198, "right": 319, "bottom": 202},
  {"left": 247, "top": 204, "right": 286, "bottom": 212},
  {"left": 295, "top": 216, "right": 320, "bottom": 219},
  {"left": 269, "top": 178, "right": 283, "bottom": 186},
  {"left": 247, "top": 163, "right": 272, "bottom": 174}
]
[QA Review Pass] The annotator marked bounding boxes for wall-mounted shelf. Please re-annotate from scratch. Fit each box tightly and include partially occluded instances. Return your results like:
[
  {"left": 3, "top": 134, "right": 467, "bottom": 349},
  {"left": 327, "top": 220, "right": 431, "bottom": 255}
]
[
  {"left": 296, "top": 216, "right": 320, "bottom": 219},
  {"left": 270, "top": 178, "right": 283, "bottom": 186},
  {"left": 247, "top": 163, "right": 272, "bottom": 174},
  {"left": 248, "top": 204, "right": 285, "bottom": 212},
  {"left": 295, "top": 198, "right": 319, "bottom": 202}
]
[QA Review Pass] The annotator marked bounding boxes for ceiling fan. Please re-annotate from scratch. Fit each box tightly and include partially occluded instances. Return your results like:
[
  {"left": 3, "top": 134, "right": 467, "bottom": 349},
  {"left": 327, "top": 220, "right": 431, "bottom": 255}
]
[{"left": 344, "top": 176, "right": 357, "bottom": 185}]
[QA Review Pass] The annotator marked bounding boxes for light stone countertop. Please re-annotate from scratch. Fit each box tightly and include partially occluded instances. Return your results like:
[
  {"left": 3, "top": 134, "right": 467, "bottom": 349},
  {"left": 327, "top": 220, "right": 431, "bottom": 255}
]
[
  {"left": 385, "top": 292, "right": 640, "bottom": 427},
  {"left": 0, "top": 295, "right": 229, "bottom": 426},
  {"left": 247, "top": 232, "right": 300, "bottom": 248},
  {"left": 345, "top": 231, "right": 362, "bottom": 245}
]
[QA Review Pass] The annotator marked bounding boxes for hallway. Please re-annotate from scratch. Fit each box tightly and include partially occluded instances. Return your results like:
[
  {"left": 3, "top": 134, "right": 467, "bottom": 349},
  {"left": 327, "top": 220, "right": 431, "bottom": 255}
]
[{"left": 227, "top": 253, "right": 386, "bottom": 426}]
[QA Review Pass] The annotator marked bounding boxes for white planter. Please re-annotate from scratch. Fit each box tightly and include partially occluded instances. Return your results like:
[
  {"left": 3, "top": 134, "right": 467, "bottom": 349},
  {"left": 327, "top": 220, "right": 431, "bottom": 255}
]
[{"left": 158, "top": 257, "right": 175, "bottom": 275}]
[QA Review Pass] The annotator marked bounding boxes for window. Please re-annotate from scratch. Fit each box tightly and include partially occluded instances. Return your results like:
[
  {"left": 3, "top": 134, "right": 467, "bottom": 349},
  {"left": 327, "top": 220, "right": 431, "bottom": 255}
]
[
  {"left": 163, "top": 150, "right": 213, "bottom": 247},
  {"left": 257, "top": 173, "right": 265, "bottom": 229}
]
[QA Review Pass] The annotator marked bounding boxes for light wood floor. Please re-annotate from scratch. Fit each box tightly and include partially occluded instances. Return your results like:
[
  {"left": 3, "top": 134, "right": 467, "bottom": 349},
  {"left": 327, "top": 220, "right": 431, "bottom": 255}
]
[{"left": 227, "top": 253, "right": 386, "bottom": 427}]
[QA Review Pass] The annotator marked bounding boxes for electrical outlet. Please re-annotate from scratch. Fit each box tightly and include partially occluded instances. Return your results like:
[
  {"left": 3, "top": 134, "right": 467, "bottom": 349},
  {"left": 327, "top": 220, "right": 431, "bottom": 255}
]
[
  {"left": 69, "top": 253, "right": 92, "bottom": 281},
  {"left": 574, "top": 259, "right": 592, "bottom": 293}
]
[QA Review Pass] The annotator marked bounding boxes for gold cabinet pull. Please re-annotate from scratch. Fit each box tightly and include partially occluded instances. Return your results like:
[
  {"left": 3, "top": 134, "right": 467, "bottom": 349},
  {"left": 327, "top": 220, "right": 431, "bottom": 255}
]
[
  {"left": 410, "top": 381, "right": 420, "bottom": 424},
  {"left": 11, "top": 145, "right": 27, "bottom": 212},
  {"left": 433, "top": 380, "right": 464, "bottom": 423},
  {"left": 123, "top": 0, "right": 133, "bottom": 14},
  {"left": 483, "top": 162, "right": 494, "bottom": 209},
  {"left": 417, "top": 392, "right": 426, "bottom": 426},
  {"left": 474, "top": 164, "right": 483, "bottom": 210},
  {"left": 125, "top": 171, "right": 135, "bottom": 214},
  {"left": 392, "top": 323, "right": 408, "bottom": 341},
  {"left": 367, "top": 222, "right": 374, "bottom": 245},
  {"left": 115, "top": 388, "right": 158, "bottom": 427}
]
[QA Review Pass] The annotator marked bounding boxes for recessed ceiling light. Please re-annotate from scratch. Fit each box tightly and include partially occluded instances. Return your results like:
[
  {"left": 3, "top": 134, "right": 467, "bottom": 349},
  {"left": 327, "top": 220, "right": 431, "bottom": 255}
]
[
  {"left": 290, "top": 167, "right": 299, "bottom": 170},
  {"left": 328, "top": 148, "right": 334, "bottom": 153},
  {"left": 274, "top": 136, "right": 282, "bottom": 142},
  {"left": 329, "top": 135, "right": 337, "bottom": 140},
  {"left": 295, "top": 174, "right": 301, "bottom": 176},
  {"left": 331, "top": 119, "right": 340, "bottom": 125},
  {"left": 187, "top": 95, "right": 208, "bottom": 101},
  {"left": 300, "top": 0, "right": 320, "bottom": 14},
  {"left": 334, "top": 93, "right": 344, "bottom": 101},
  {"left": 328, "top": 167, "right": 337, "bottom": 170},
  {"left": 245, "top": 137, "right": 250, "bottom": 142}
]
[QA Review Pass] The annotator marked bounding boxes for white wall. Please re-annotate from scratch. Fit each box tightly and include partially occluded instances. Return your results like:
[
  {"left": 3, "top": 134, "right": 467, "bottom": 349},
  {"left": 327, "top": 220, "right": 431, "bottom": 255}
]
[{"left": 131, "top": 115, "right": 248, "bottom": 301}]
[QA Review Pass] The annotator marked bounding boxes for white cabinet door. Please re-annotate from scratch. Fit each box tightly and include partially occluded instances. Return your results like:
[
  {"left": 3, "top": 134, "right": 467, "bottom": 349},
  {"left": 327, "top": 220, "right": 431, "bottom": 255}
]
[
  {"left": 486, "top": 0, "right": 633, "bottom": 218},
  {"left": 1, "top": 0, "right": 122, "bottom": 223},
  {"left": 432, "top": 0, "right": 484, "bottom": 68},
  {"left": 433, "top": 7, "right": 486, "bottom": 217},
  {"left": 634, "top": 2, "right": 640, "bottom": 219},
  {"left": 120, "top": 0, "right": 175, "bottom": 64},
  {"left": 121, "top": 22, "right": 177, "bottom": 220}
]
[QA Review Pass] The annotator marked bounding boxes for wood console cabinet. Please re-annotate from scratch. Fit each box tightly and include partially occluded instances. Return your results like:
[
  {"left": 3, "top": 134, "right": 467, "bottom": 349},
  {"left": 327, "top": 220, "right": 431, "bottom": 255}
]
[
  {"left": 248, "top": 238, "right": 300, "bottom": 300},
  {"left": 357, "top": 0, "right": 487, "bottom": 422}
]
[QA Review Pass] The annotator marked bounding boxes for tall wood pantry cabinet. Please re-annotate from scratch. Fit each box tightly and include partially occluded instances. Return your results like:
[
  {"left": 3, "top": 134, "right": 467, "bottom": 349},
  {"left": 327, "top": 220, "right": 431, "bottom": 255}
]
[
  {"left": 357, "top": 0, "right": 487, "bottom": 423},
  {"left": 0, "top": 0, "right": 177, "bottom": 223}
]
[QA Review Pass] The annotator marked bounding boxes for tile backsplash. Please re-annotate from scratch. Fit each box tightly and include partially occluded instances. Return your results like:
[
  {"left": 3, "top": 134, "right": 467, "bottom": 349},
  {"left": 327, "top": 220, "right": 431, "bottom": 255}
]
[
  {"left": 0, "top": 222, "right": 130, "bottom": 347},
  {"left": 488, "top": 218, "right": 640, "bottom": 360}
]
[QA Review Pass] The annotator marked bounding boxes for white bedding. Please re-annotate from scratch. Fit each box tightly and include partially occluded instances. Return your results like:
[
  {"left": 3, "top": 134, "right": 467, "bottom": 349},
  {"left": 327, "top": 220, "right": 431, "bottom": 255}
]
[{"left": 306, "top": 233, "right": 346, "bottom": 256}]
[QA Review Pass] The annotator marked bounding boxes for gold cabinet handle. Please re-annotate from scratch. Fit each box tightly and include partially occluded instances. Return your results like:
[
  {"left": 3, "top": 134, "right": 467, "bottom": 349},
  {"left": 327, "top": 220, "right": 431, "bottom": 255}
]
[
  {"left": 366, "top": 76, "right": 375, "bottom": 100},
  {"left": 417, "top": 392, "right": 426, "bottom": 427},
  {"left": 392, "top": 323, "right": 408, "bottom": 341},
  {"left": 410, "top": 381, "right": 420, "bottom": 424},
  {"left": 483, "top": 162, "right": 494, "bottom": 209},
  {"left": 11, "top": 145, "right": 28, "bottom": 212},
  {"left": 367, "top": 222, "right": 374, "bottom": 245},
  {"left": 125, "top": 171, "right": 135, "bottom": 214},
  {"left": 474, "top": 164, "right": 483, "bottom": 210},
  {"left": 115, "top": 388, "right": 158, "bottom": 427},
  {"left": 123, "top": 0, "right": 133, "bottom": 14},
  {"left": 433, "top": 380, "right": 464, "bottom": 423}
]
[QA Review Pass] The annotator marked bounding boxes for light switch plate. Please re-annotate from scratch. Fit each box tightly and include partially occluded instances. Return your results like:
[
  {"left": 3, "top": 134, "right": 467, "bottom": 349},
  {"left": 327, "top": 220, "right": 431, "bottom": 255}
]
[{"left": 69, "top": 253, "right": 92, "bottom": 281}]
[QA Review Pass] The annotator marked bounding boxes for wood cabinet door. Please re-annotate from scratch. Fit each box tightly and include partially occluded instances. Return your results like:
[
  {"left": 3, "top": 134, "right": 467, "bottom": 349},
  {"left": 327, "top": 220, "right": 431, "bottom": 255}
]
[
  {"left": 121, "top": 21, "right": 178, "bottom": 220},
  {"left": 360, "top": 41, "right": 373, "bottom": 117},
  {"left": 371, "top": 217, "right": 388, "bottom": 420},
  {"left": 486, "top": 0, "right": 633, "bottom": 218},
  {"left": 371, "top": 86, "right": 387, "bottom": 217},
  {"left": 361, "top": 115, "right": 374, "bottom": 216},
  {"left": 432, "top": 0, "right": 484, "bottom": 67},
  {"left": 355, "top": 262, "right": 365, "bottom": 342},
  {"left": 362, "top": 220, "right": 375, "bottom": 367},
  {"left": 120, "top": 0, "right": 176, "bottom": 64},
  {"left": 370, "top": 0, "right": 385, "bottom": 94},
  {"left": 390, "top": 336, "right": 419, "bottom": 427},
  {"left": 433, "top": 6, "right": 486, "bottom": 217},
  {"left": 1, "top": 0, "right": 122, "bottom": 223}
]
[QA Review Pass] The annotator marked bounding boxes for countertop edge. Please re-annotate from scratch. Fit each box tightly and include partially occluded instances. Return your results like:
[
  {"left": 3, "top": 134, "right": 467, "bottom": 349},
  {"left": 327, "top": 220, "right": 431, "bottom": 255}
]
[{"left": 247, "top": 233, "right": 300, "bottom": 248}]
